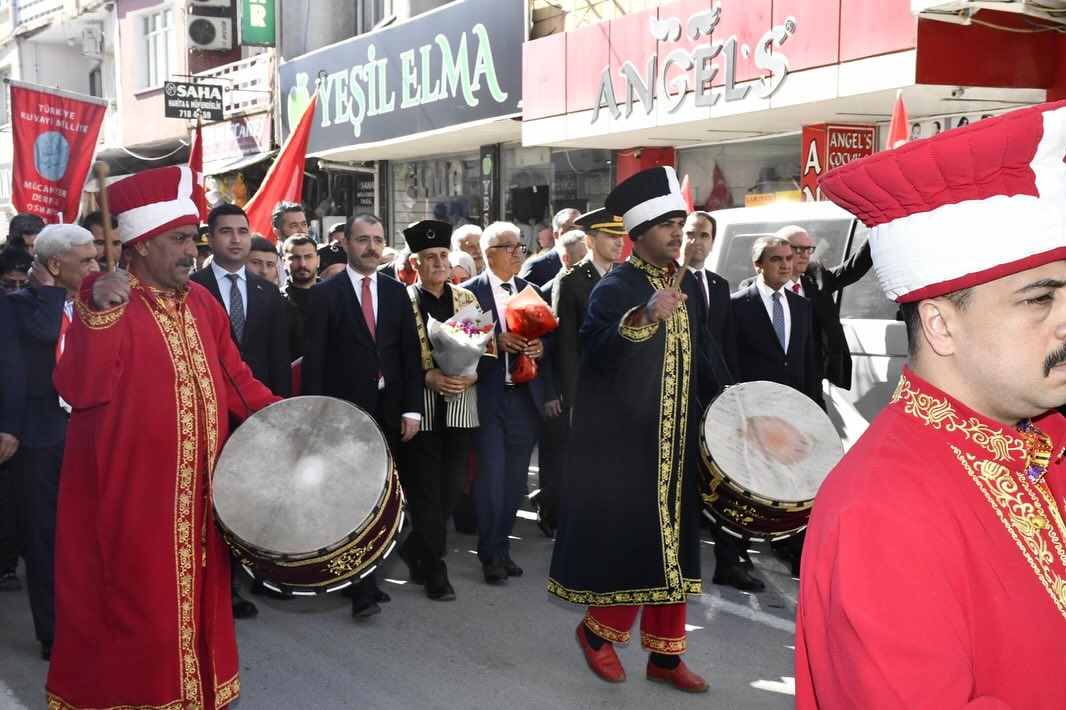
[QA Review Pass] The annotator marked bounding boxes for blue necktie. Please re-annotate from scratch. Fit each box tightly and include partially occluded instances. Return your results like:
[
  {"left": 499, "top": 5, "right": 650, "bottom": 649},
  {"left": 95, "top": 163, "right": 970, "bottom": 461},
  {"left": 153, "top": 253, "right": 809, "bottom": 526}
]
[{"left": 771, "top": 292, "right": 786, "bottom": 351}]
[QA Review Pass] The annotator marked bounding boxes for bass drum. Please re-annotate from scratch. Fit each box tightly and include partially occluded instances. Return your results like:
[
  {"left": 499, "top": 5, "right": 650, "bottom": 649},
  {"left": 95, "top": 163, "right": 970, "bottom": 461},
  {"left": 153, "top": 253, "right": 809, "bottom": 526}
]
[
  {"left": 213, "top": 396, "right": 403, "bottom": 594},
  {"left": 698, "top": 381, "right": 842, "bottom": 540}
]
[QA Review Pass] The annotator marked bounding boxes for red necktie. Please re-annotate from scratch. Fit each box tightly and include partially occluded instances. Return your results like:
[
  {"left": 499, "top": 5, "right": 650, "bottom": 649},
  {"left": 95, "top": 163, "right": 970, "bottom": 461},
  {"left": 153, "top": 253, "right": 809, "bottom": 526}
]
[
  {"left": 55, "top": 308, "right": 70, "bottom": 363},
  {"left": 792, "top": 282, "right": 801, "bottom": 295},
  {"left": 361, "top": 276, "right": 376, "bottom": 341}
]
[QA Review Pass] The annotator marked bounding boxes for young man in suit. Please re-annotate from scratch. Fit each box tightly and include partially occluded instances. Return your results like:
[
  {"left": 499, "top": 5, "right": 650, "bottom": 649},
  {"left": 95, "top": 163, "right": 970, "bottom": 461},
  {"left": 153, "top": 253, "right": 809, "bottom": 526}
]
[
  {"left": 8, "top": 224, "right": 98, "bottom": 659},
  {"left": 302, "top": 212, "right": 424, "bottom": 617},
  {"left": 460, "top": 222, "right": 547, "bottom": 584},
  {"left": 191, "top": 204, "right": 293, "bottom": 616},
  {"left": 730, "top": 235, "right": 821, "bottom": 405},
  {"left": 519, "top": 208, "right": 582, "bottom": 287}
]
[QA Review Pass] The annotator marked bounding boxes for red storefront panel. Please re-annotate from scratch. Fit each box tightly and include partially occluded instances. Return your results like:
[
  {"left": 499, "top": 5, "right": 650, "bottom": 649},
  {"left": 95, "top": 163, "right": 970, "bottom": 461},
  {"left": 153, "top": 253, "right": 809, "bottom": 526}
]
[
  {"left": 566, "top": 22, "right": 612, "bottom": 114},
  {"left": 524, "top": 33, "right": 567, "bottom": 121},
  {"left": 839, "top": 0, "right": 916, "bottom": 63},
  {"left": 773, "top": 0, "right": 840, "bottom": 70}
]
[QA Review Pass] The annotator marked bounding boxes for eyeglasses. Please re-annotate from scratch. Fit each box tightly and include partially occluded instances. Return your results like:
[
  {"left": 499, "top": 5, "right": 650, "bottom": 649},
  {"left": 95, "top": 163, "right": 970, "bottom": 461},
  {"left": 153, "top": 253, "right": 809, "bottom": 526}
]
[
  {"left": 488, "top": 244, "right": 528, "bottom": 255},
  {"left": 791, "top": 246, "right": 816, "bottom": 255},
  {"left": 1, "top": 277, "right": 29, "bottom": 292}
]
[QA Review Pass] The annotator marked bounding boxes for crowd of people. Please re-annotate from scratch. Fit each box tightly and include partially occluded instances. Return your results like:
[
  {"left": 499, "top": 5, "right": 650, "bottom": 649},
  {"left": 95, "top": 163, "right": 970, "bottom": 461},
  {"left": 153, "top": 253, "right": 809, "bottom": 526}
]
[{"left": 7, "top": 100, "right": 1066, "bottom": 709}]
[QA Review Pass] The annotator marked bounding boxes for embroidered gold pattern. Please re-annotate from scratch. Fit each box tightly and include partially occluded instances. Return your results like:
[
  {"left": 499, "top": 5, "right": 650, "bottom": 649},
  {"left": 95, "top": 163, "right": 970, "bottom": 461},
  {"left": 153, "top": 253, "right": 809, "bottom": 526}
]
[
  {"left": 47, "top": 695, "right": 184, "bottom": 710},
  {"left": 584, "top": 613, "right": 631, "bottom": 644},
  {"left": 640, "top": 631, "right": 686, "bottom": 655},
  {"left": 618, "top": 305, "right": 660, "bottom": 342},
  {"left": 215, "top": 674, "right": 240, "bottom": 706},
  {"left": 549, "top": 578, "right": 702, "bottom": 607},
  {"left": 325, "top": 528, "right": 388, "bottom": 576},
  {"left": 75, "top": 297, "right": 126, "bottom": 330},
  {"left": 894, "top": 373, "right": 1066, "bottom": 624}
]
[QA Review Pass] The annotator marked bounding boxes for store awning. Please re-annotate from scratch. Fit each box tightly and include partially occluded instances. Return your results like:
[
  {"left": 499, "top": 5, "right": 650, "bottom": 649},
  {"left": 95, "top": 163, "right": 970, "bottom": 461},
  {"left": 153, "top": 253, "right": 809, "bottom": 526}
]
[{"left": 203, "top": 150, "right": 278, "bottom": 176}]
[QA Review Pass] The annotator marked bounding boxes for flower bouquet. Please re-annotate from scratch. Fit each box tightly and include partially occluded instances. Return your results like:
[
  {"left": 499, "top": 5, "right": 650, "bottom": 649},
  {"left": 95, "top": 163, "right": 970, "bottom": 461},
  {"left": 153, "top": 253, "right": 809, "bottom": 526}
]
[
  {"left": 504, "top": 285, "right": 559, "bottom": 383},
  {"left": 427, "top": 303, "right": 495, "bottom": 400}
]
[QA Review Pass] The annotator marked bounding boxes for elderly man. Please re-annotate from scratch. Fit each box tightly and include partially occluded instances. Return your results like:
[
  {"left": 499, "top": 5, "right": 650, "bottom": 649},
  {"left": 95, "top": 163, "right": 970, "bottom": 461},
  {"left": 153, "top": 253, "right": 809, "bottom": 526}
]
[
  {"left": 520, "top": 208, "right": 582, "bottom": 287},
  {"left": 779, "top": 225, "right": 872, "bottom": 390},
  {"left": 46, "top": 165, "right": 279, "bottom": 709},
  {"left": 282, "top": 234, "right": 320, "bottom": 319},
  {"left": 796, "top": 100, "right": 1066, "bottom": 709},
  {"left": 80, "top": 210, "right": 121, "bottom": 271},
  {"left": 460, "top": 222, "right": 546, "bottom": 584},
  {"left": 452, "top": 224, "right": 484, "bottom": 275},
  {"left": 397, "top": 220, "right": 480, "bottom": 601},
  {"left": 8, "top": 225, "right": 98, "bottom": 660},
  {"left": 550, "top": 167, "right": 723, "bottom": 692}
]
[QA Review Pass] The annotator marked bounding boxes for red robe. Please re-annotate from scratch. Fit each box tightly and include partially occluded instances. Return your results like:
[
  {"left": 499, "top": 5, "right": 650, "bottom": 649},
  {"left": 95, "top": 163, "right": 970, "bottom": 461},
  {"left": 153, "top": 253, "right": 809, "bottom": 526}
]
[
  {"left": 46, "top": 272, "right": 279, "bottom": 710},
  {"left": 796, "top": 368, "right": 1066, "bottom": 709}
]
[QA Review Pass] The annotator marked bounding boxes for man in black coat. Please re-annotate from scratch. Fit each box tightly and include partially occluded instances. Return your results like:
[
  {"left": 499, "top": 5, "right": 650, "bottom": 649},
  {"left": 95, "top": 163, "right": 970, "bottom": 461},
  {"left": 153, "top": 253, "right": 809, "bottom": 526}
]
[
  {"left": 519, "top": 208, "right": 582, "bottom": 287},
  {"left": 0, "top": 290, "right": 25, "bottom": 592},
  {"left": 190, "top": 204, "right": 292, "bottom": 399},
  {"left": 780, "top": 225, "right": 872, "bottom": 390},
  {"left": 302, "top": 212, "right": 424, "bottom": 617},
  {"left": 8, "top": 224, "right": 99, "bottom": 659}
]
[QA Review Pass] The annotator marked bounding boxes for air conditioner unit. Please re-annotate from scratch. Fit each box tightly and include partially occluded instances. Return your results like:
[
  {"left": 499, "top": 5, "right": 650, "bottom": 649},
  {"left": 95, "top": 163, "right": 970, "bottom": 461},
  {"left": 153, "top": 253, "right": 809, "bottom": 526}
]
[
  {"left": 187, "top": 16, "right": 233, "bottom": 51},
  {"left": 188, "top": 0, "right": 232, "bottom": 8},
  {"left": 81, "top": 27, "right": 103, "bottom": 57}
]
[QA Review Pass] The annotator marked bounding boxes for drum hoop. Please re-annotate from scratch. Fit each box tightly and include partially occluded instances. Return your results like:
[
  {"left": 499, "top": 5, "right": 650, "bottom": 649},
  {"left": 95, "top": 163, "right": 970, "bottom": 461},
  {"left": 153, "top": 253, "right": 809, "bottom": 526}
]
[{"left": 699, "top": 445, "right": 814, "bottom": 510}]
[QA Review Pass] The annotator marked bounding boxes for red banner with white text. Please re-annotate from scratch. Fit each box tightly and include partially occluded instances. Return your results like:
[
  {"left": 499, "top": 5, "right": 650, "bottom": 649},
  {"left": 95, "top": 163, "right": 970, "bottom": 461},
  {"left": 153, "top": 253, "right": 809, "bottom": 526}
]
[{"left": 10, "top": 81, "right": 107, "bottom": 223}]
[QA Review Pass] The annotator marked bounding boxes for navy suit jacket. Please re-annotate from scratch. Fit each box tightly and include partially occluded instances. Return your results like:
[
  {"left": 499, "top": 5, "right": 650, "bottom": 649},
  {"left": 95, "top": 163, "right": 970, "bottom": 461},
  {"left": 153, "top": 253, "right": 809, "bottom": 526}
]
[
  {"left": 690, "top": 267, "right": 739, "bottom": 382},
  {"left": 519, "top": 250, "right": 562, "bottom": 288},
  {"left": 460, "top": 271, "right": 546, "bottom": 421},
  {"left": 302, "top": 271, "right": 423, "bottom": 430},
  {"left": 9, "top": 286, "right": 68, "bottom": 447},
  {"left": 0, "top": 292, "right": 26, "bottom": 438},
  {"left": 730, "top": 282, "right": 821, "bottom": 405}
]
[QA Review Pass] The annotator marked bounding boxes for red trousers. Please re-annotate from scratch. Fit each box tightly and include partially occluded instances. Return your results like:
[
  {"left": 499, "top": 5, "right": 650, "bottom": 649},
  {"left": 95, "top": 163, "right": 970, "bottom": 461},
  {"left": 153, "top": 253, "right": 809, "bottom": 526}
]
[{"left": 584, "top": 603, "right": 687, "bottom": 655}]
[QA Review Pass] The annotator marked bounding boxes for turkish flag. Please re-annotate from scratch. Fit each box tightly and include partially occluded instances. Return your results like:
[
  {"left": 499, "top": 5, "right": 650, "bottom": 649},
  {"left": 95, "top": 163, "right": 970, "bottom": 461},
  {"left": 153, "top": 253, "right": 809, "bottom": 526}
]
[
  {"left": 886, "top": 90, "right": 909, "bottom": 150},
  {"left": 10, "top": 81, "right": 106, "bottom": 223},
  {"left": 702, "top": 162, "right": 733, "bottom": 211},
  {"left": 680, "top": 174, "right": 694, "bottom": 212},
  {"left": 244, "top": 93, "right": 318, "bottom": 242},
  {"left": 187, "top": 121, "right": 208, "bottom": 224}
]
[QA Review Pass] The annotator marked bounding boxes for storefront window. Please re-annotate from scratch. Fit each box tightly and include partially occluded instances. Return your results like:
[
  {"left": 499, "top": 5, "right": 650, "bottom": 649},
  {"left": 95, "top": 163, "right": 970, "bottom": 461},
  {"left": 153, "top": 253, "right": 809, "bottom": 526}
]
[
  {"left": 389, "top": 151, "right": 482, "bottom": 246},
  {"left": 677, "top": 135, "right": 802, "bottom": 212}
]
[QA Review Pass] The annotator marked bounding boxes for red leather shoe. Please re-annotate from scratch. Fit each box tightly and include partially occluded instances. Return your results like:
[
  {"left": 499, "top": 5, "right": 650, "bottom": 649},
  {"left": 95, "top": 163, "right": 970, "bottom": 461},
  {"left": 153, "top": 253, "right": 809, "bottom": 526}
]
[
  {"left": 575, "top": 623, "right": 626, "bottom": 683},
  {"left": 646, "top": 659, "right": 709, "bottom": 692}
]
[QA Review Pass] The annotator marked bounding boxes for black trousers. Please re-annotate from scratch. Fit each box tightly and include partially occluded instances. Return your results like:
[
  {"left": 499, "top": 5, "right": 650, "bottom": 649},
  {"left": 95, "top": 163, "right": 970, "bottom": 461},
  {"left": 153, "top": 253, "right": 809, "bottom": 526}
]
[
  {"left": 711, "top": 526, "right": 744, "bottom": 568},
  {"left": 398, "top": 426, "right": 472, "bottom": 574},
  {"left": 0, "top": 462, "right": 18, "bottom": 572},
  {"left": 351, "top": 403, "right": 400, "bottom": 605},
  {"left": 535, "top": 406, "right": 569, "bottom": 528},
  {"left": 10, "top": 441, "right": 63, "bottom": 643}
]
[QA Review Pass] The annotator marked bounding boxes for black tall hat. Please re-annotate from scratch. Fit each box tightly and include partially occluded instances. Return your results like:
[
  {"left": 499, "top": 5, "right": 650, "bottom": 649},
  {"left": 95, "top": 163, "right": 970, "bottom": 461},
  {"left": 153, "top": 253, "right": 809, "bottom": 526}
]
[
  {"left": 603, "top": 166, "right": 687, "bottom": 239},
  {"left": 403, "top": 220, "right": 453, "bottom": 253}
]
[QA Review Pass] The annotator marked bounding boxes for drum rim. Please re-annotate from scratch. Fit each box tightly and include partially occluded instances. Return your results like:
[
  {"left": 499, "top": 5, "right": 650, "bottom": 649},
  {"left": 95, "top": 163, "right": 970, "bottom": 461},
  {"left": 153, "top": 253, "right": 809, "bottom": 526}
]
[{"left": 699, "top": 450, "right": 815, "bottom": 510}]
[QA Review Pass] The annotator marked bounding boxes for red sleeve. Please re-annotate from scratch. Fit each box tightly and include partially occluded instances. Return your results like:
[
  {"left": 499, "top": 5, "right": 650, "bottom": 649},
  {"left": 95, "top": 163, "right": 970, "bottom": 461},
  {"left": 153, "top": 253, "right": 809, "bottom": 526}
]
[
  {"left": 797, "top": 499, "right": 1012, "bottom": 710},
  {"left": 205, "top": 292, "right": 281, "bottom": 422},
  {"left": 53, "top": 274, "right": 128, "bottom": 410}
]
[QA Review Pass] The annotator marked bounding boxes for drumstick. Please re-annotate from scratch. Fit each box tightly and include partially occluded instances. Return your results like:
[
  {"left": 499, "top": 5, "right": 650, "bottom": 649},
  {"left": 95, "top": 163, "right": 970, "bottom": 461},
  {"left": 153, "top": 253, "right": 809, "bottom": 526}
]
[
  {"left": 672, "top": 265, "right": 686, "bottom": 291},
  {"left": 92, "top": 161, "right": 116, "bottom": 272}
]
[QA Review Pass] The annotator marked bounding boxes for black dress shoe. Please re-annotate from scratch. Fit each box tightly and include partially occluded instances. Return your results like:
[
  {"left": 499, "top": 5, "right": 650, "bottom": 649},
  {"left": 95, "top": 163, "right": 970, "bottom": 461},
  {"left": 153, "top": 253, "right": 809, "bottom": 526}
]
[
  {"left": 250, "top": 580, "right": 293, "bottom": 600},
  {"left": 232, "top": 593, "right": 259, "bottom": 619},
  {"left": 398, "top": 541, "right": 427, "bottom": 585},
  {"left": 790, "top": 556, "right": 802, "bottom": 578},
  {"left": 374, "top": 589, "right": 391, "bottom": 603},
  {"left": 482, "top": 558, "right": 508, "bottom": 584},
  {"left": 425, "top": 566, "right": 456, "bottom": 601},
  {"left": 739, "top": 548, "right": 755, "bottom": 571},
  {"left": 712, "top": 564, "right": 766, "bottom": 592},
  {"left": 351, "top": 599, "right": 381, "bottom": 618},
  {"left": 501, "top": 553, "right": 523, "bottom": 577},
  {"left": 40, "top": 640, "right": 52, "bottom": 661}
]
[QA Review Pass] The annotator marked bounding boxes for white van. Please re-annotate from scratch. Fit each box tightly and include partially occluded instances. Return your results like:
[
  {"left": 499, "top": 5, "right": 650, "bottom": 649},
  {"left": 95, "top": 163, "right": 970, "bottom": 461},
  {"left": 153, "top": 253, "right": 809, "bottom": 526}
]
[{"left": 706, "top": 201, "right": 906, "bottom": 450}]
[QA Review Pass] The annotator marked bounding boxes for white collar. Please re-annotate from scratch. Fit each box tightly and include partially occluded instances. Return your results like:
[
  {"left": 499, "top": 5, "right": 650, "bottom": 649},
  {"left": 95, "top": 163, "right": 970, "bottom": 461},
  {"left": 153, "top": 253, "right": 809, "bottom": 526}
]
[
  {"left": 347, "top": 265, "right": 377, "bottom": 285},
  {"left": 486, "top": 268, "right": 516, "bottom": 292},
  {"left": 755, "top": 276, "right": 785, "bottom": 299},
  {"left": 211, "top": 262, "right": 246, "bottom": 281}
]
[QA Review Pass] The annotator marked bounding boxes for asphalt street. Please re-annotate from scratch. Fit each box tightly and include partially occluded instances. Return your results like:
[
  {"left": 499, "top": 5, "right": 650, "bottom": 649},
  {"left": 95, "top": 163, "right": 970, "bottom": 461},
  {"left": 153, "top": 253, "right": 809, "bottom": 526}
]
[{"left": 0, "top": 494, "right": 799, "bottom": 710}]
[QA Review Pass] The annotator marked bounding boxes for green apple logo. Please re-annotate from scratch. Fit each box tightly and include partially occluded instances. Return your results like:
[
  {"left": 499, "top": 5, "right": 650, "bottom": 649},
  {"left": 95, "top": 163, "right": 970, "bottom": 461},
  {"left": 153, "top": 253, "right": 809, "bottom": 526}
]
[
  {"left": 287, "top": 73, "right": 312, "bottom": 135},
  {"left": 482, "top": 155, "right": 493, "bottom": 176}
]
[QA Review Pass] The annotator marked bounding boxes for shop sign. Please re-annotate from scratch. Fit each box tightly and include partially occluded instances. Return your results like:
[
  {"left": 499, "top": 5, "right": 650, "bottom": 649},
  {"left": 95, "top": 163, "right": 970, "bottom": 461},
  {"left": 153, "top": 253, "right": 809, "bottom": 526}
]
[
  {"left": 240, "top": 0, "right": 275, "bottom": 47},
  {"left": 201, "top": 113, "right": 273, "bottom": 162},
  {"left": 800, "top": 123, "right": 877, "bottom": 201},
  {"left": 279, "top": 0, "right": 523, "bottom": 154},
  {"left": 0, "top": 163, "right": 11, "bottom": 205},
  {"left": 744, "top": 190, "right": 801, "bottom": 208},
  {"left": 480, "top": 144, "right": 499, "bottom": 225},
  {"left": 164, "top": 81, "right": 224, "bottom": 122},
  {"left": 592, "top": 8, "right": 796, "bottom": 124}
]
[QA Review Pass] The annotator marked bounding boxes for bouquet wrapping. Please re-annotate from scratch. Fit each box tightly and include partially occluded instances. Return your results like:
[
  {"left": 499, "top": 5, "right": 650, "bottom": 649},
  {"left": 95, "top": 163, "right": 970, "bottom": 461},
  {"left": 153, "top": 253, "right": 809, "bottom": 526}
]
[
  {"left": 504, "top": 285, "right": 559, "bottom": 383},
  {"left": 427, "top": 303, "right": 495, "bottom": 399}
]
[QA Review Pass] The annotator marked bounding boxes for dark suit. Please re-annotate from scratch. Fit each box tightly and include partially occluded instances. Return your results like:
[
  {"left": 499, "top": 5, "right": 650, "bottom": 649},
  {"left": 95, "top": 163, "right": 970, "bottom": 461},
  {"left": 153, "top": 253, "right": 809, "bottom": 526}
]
[
  {"left": 460, "top": 270, "right": 545, "bottom": 563},
  {"left": 0, "top": 292, "right": 25, "bottom": 577},
  {"left": 519, "top": 249, "right": 562, "bottom": 288},
  {"left": 798, "top": 238, "right": 872, "bottom": 389},
  {"left": 190, "top": 267, "right": 292, "bottom": 398},
  {"left": 688, "top": 267, "right": 739, "bottom": 381},
  {"left": 730, "top": 282, "right": 821, "bottom": 405},
  {"left": 8, "top": 286, "right": 68, "bottom": 644}
]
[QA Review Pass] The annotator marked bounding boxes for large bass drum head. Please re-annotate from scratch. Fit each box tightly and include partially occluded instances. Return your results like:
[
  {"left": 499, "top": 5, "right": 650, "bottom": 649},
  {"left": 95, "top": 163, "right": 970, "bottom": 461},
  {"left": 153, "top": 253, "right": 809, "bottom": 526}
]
[
  {"left": 214, "top": 396, "right": 390, "bottom": 557},
  {"left": 702, "top": 381, "right": 841, "bottom": 504}
]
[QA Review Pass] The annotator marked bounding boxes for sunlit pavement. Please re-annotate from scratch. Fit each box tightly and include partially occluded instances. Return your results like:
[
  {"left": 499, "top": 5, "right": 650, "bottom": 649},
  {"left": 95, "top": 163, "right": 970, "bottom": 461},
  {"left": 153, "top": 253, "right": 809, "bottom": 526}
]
[{"left": 0, "top": 485, "right": 798, "bottom": 710}]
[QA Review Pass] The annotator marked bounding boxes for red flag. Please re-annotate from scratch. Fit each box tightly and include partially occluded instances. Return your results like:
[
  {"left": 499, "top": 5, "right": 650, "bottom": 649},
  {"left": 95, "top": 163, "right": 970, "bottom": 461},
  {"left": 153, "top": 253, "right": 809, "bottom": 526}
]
[
  {"left": 10, "top": 80, "right": 106, "bottom": 223},
  {"left": 680, "top": 174, "right": 694, "bottom": 213},
  {"left": 188, "top": 120, "right": 208, "bottom": 223},
  {"left": 702, "top": 162, "right": 733, "bottom": 211},
  {"left": 244, "top": 93, "right": 318, "bottom": 242},
  {"left": 886, "top": 89, "right": 909, "bottom": 150}
]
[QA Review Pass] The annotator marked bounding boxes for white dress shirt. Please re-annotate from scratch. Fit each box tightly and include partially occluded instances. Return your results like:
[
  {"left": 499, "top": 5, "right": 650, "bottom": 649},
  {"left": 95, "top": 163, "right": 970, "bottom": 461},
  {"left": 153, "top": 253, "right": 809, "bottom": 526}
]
[
  {"left": 688, "top": 265, "right": 710, "bottom": 307},
  {"left": 785, "top": 278, "right": 806, "bottom": 297},
  {"left": 347, "top": 265, "right": 379, "bottom": 320},
  {"left": 211, "top": 262, "right": 247, "bottom": 316},
  {"left": 486, "top": 268, "right": 518, "bottom": 383},
  {"left": 756, "top": 276, "right": 791, "bottom": 350}
]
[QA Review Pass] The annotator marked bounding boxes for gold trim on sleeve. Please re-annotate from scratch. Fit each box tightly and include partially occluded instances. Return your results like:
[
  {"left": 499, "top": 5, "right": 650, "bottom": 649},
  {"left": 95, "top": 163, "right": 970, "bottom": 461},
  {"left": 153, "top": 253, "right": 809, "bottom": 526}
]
[
  {"left": 619, "top": 305, "right": 660, "bottom": 342},
  {"left": 75, "top": 297, "right": 126, "bottom": 330}
]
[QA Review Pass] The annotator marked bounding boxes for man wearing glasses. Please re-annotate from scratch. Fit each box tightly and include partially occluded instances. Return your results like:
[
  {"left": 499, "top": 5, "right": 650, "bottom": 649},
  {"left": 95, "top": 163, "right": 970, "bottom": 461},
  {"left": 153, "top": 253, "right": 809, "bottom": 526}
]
[{"left": 460, "top": 222, "right": 546, "bottom": 584}]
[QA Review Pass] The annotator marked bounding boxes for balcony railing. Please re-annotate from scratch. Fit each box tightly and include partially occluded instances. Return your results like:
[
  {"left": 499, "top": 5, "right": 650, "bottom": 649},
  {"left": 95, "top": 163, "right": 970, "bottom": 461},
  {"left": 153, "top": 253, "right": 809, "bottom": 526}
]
[{"left": 193, "top": 51, "right": 275, "bottom": 121}]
